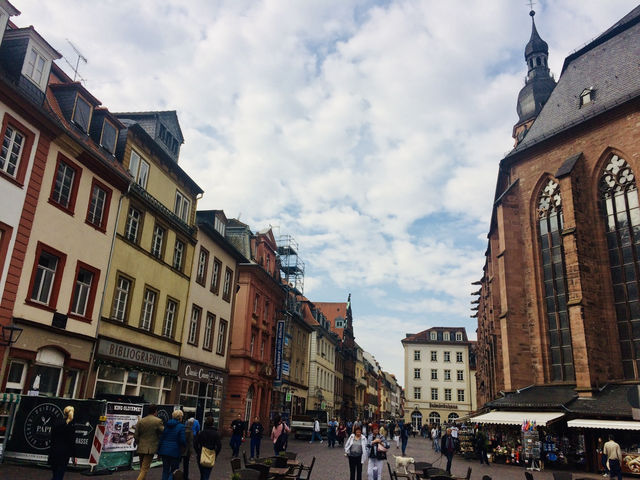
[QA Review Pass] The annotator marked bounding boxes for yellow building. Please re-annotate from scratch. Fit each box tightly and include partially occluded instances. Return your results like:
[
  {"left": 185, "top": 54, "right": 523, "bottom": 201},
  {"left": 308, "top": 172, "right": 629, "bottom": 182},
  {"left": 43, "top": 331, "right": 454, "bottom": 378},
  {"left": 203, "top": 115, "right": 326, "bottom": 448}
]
[
  {"left": 354, "top": 344, "right": 367, "bottom": 419},
  {"left": 91, "top": 111, "right": 202, "bottom": 404}
]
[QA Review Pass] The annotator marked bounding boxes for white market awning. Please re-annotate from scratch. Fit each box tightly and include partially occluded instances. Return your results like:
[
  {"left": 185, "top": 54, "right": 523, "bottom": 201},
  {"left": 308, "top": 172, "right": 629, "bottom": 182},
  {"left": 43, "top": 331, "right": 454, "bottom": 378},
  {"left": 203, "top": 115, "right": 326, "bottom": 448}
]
[
  {"left": 469, "top": 411, "right": 564, "bottom": 426},
  {"left": 567, "top": 419, "right": 640, "bottom": 430}
]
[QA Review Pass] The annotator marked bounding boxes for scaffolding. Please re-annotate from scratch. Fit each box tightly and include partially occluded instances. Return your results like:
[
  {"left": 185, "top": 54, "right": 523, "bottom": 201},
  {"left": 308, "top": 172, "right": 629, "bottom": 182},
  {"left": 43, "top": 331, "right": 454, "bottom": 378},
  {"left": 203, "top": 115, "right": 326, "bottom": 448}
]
[{"left": 277, "top": 234, "right": 305, "bottom": 296}]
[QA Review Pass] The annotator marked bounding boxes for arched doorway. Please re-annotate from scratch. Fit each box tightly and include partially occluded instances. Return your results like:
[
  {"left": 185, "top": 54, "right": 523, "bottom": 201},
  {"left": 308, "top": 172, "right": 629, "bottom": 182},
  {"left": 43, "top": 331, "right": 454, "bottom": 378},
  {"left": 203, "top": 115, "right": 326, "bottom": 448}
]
[
  {"left": 447, "top": 413, "right": 459, "bottom": 423},
  {"left": 428, "top": 411, "right": 441, "bottom": 425},
  {"left": 411, "top": 410, "right": 423, "bottom": 430}
]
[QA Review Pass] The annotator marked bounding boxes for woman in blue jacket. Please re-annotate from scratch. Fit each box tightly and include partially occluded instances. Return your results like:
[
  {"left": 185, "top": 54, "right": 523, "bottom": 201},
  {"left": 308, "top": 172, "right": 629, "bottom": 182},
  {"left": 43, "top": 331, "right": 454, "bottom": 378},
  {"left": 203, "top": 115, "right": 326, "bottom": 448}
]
[{"left": 157, "top": 409, "right": 186, "bottom": 480}]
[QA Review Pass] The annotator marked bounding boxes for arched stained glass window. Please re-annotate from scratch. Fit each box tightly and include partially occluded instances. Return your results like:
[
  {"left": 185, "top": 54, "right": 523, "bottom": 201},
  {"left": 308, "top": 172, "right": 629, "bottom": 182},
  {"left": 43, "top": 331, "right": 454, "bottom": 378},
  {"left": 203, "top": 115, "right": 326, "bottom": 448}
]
[
  {"left": 538, "top": 179, "right": 575, "bottom": 381},
  {"left": 600, "top": 154, "right": 640, "bottom": 379}
]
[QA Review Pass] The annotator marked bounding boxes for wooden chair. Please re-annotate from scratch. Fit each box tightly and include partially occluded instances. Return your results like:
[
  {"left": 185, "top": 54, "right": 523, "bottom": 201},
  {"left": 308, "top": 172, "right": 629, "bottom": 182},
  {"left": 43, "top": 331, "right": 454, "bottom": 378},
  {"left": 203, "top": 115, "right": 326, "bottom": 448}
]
[
  {"left": 245, "top": 462, "right": 271, "bottom": 480},
  {"left": 243, "top": 450, "right": 252, "bottom": 466},
  {"left": 292, "top": 456, "right": 315, "bottom": 480},
  {"left": 283, "top": 451, "right": 297, "bottom": 459},
  {"left": 231, "top": 457, "right": 242, "bottom": 473},
  {"left": 270, "top": 455, "right": 289, "bottom": 468},
  {"left": 386, "top": 460, "right": 412, "bottom": 480}
]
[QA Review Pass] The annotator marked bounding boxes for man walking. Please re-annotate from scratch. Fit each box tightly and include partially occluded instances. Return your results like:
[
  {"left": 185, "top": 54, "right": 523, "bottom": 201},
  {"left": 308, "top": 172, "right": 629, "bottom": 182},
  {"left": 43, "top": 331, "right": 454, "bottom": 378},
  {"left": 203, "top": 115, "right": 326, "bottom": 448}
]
[
  {"left": 249, "top": 416, "right": 264, "bottom": 460},
  {"left": 603, "top": 435, "right": 623, "bottom": 480},
  {"left": 309, "top": 417, "right": 323, "bottom": 443},
  {"left": 441, "top": 427, "right": 456, "bottom": 474},
  {"left": 475, "top": 425, "right": 490, "bottom": 466},
  {"left": 230, "top": 413, "right": 245, "bottom": 457},
  {"left": 134, "top": 404, "right": 164, "bottom": 480},
  {"left": 431, "top": 425, "right": 440, "bottom": 452},
  {"left": 400, "top": 420, "right": 409, "bottom": 456}
]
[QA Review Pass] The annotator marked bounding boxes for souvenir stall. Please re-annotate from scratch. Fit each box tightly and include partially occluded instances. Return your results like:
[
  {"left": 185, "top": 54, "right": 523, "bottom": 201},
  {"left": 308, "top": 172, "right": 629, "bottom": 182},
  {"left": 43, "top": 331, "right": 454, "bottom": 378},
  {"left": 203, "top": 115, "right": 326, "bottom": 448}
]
[{"left": 0, "top": 392, "right": 20, "bottom": 463}]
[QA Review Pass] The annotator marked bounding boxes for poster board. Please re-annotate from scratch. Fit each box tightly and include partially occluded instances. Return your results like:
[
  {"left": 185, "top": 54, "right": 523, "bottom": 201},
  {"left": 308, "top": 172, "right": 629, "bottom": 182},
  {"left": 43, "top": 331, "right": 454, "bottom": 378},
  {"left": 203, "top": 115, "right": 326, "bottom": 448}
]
[
  {"left": 103, "top": 402, "right": 142, "bottom": 452},
  {"left": 4, "top": 396, "right": 105, "bottom": 463}
]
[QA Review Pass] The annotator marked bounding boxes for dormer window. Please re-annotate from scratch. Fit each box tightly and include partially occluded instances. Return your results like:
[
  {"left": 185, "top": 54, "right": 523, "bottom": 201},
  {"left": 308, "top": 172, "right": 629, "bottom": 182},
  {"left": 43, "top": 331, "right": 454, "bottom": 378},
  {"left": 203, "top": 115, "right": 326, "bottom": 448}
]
[
  {"left": 455, "top": 331, "right": 463, "bottom": 341},
  {"left": 158, "top": 123, "right": 179, "bottom": 155},
  {"left": 214, "top": 216, "right": 226, "bottom": 236},
  {"left": 430, "top": 331, "right": 437, "bottom": 341},
  {"left": 443, "top": 331, "right": 450, "bottom": 341},
  {"left": 100, "top": 120, "right": 118, "bottom": 154},
  {"left": 23, "top": 47, "right": 47, "bottom": 89},
  {"left": 72, "top": 95, "right": 92, "bottom": 133},
  {"left": 580, "top": 88, "right": 595, "bottom": 107},
  {"left": 128, "top": 150, "right": 149, "bottom": 188}
]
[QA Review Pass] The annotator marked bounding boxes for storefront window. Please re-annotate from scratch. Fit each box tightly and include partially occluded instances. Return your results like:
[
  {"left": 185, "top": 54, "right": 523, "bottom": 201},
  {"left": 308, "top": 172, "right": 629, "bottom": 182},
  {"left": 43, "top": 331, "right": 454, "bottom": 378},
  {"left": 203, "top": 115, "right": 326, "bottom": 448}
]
[
  {"left": 95, "top": 365, "right": 174, "bottom": 401},
  {"left": 62, "top": 370, "right": 79, "bottom": 398},
  {"left": 30, "top": 365, "right": 61, "bottom": 397},
  {"left": 6, "top": 361, "right": 26, "bottom": 393}
]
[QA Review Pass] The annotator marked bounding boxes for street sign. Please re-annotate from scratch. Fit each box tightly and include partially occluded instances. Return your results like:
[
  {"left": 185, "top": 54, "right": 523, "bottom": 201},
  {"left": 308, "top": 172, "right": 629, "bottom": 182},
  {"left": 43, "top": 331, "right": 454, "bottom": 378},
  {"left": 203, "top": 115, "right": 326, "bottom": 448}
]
[{"left": 286, "top": 391, "right": 292, "bottom": 402}]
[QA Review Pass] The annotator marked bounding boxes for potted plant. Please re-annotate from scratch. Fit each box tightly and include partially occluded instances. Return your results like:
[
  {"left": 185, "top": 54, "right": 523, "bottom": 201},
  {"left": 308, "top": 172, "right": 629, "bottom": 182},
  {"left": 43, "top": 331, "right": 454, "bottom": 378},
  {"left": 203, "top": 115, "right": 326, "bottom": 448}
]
[
  {"left": 264, "top": 458, "right": 273, "bottom": 466},
  {"left": 231, "top": 473, "right": 241, "bottom": 480},
  {"left": 279, "top": 451, "right": 287, "bottom": 457}
]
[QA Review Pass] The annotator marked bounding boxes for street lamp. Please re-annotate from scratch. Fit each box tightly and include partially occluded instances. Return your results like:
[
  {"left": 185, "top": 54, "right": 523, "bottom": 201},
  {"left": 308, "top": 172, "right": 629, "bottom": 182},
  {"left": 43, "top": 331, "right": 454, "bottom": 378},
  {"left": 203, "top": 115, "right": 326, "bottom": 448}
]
[{"left": 0, "top": 323, "right": 23, "bottom": 346}]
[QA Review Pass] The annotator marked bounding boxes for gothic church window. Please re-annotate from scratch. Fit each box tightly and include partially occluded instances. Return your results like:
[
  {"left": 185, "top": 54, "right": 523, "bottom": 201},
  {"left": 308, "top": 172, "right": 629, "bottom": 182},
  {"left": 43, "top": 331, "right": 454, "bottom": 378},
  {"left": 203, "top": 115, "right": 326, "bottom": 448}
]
[
  {"left": 538, "top": 179, "right": 575, "bottom": 381},
  {"left": 600, "top": 154, "right": 640, "bottom": 379}
]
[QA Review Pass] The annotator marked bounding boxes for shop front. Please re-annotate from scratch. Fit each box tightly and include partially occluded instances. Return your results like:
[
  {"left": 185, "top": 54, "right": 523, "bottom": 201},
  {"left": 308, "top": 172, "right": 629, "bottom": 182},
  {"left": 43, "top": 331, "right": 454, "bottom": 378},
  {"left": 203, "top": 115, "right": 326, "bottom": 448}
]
[
  {"left": 2, "top": 321, "right": 94, "bottom": 398},
  {"left": 178, "top": 360, "right": 225, "bottom": 429},
  {"left": 568, "top": 419, "right": 640, "bottom": 475},
  {"left": 91, "top": 337, "right": 178, "bottom": 404}
]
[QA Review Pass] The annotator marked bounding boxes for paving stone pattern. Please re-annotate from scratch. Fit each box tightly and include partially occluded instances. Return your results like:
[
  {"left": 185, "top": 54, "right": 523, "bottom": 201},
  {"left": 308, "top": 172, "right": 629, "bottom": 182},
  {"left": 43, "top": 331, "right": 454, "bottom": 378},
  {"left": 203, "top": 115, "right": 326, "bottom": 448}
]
[{"left": 0, "top": 436, "right": 609, "bottom": 479}]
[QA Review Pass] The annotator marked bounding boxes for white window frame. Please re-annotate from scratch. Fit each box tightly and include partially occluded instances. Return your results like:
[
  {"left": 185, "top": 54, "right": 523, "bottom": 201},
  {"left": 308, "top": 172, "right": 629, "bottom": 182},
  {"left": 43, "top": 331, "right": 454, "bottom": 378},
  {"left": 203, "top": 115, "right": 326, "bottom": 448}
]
[
  {"left": 414, "top": 350, "right": 421, "bottom": 361},
  {"left": 431, "top": 351, "right": 437, "bottom": 362},
  {"left": 174, "top": 190, "right": 191, "bottom": 223},
  {"left": 430, "top": 331, "right": 437, "bottom": 340},
  {"left": 443, "top": 331, "right": 450, "bottom": 341},
  {"left": 128, "top": 150, "right": 149, "bottom": 189},
  {"left": 52, "top": 160, "right": 75, "bottom": 208},
  {"left": 5, "top": 360, "right": 26, "bottom": 392},
  {"left": 173, "top": 239, "right": 184, "bottom": 270},
  {"left": 431, "top": 369, "right": 438, "bottom": 380},
  {"left": 151, "top": 224, "right": 165, "bottom": 259},
  {"left": 0, "top": 124, "right": 25, "bottom": 178},
  {"left": 203, "top": 313, "right": 214, "bottom": 350},
  {"left": 413, "top": 387, "right": 421, "bottom": 400},
  {"left": 444, "top": 351, "right": 451, "bottom": 362},
  {"left": 414, "top": 368, "right": 421, "bottom": 379},
  {"left": 112, "top": 275, "right": 131, "bottom": 321},
  {"left": 72, "top": 95, "right": 92, "bottom": 133},
  {"left": 163, "top": 299, "right": 177, "bottom": 338},
  {"left": 188, "top": 306, "right": 200, "bottom": 345},
  {"left": 431, "top": 388, "right": 438, "bottom": 401},
  {"left": 70, "top": 268, "right": 93, "bottom": 316},
  {"left": 87, "top": 183, "right": 107, "bottom": 227},
  {"left": 444, "top": 388, "right": 452, "bottom": 401},
  {"left": 140, "top": 288, "right": 156, "bottom": 331},
  {"left": 456, "top": 351, "right": 464, "bottom": 363},
  {"left": 31, "top": 250, "right": 59, "bottom": 304},
  {"left": 216, "top": 320, "right": 227, "bottom": 355},
  {"left": 100, "top": 119, "right": 118, "bottom": 154},
  {"left": 457, "top": 370, "right": 464, "bottom": 381},
  {"left": 125, "top": 206, "right": 141, "bottom": 243},
  {"left": 22, "top": 45, "right": 50, "bottom": 90},
  {"left": 457, "top": 389, "right": 465, "bottom": 402},
  {"left": 455, "top": 332, "right": 463, "bottom": 341},
  {"left": 444, "top": 369, "right": 451, "bottom": 381}
]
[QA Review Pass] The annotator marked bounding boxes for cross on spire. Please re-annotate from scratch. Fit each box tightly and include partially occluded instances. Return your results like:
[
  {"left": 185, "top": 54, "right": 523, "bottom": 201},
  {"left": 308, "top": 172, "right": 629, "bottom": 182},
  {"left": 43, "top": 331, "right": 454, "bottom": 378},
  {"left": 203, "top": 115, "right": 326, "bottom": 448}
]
[{"left": 527, "top": 0, "right": 536, "bottom": 11}]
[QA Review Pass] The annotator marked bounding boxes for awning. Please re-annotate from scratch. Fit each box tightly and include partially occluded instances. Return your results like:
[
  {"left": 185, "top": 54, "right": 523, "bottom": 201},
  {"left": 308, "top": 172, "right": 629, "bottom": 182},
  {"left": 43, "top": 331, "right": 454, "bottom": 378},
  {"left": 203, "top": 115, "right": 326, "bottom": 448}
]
[
  {"left": 567, "top": 419, "right": 640, "bottom": 430},
  {"left": 469, "top": 411, "right": 564, "bottom": 426},
  {"left": 0, "top": 392, "right": 21, "bottom": 403}
]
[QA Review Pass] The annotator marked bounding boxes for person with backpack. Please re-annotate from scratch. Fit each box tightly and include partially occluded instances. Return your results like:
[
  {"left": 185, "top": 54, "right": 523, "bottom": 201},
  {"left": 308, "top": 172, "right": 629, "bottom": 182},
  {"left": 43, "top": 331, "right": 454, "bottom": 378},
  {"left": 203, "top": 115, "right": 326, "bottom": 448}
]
[{"left": 270, "top": 414, "right": 290, "bottom": 455}]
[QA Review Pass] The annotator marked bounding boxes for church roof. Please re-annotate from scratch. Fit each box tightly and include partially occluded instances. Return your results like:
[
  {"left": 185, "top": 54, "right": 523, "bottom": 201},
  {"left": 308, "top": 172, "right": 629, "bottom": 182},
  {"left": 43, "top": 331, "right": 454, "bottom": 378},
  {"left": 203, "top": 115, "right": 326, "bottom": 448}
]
[
  {"left": 508, "top": 5, "right": 640, "bottom": 158},
  {"left": 524, "top": 12, "right": 549, "bottom": 58}
]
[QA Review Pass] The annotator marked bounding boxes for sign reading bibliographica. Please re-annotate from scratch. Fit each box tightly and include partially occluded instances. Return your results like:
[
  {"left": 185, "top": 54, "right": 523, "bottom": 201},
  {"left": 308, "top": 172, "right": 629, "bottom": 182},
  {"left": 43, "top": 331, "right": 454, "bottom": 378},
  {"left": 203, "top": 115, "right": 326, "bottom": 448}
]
[{"left": 97, "top": 339, "right": 179, "bottom": 373}]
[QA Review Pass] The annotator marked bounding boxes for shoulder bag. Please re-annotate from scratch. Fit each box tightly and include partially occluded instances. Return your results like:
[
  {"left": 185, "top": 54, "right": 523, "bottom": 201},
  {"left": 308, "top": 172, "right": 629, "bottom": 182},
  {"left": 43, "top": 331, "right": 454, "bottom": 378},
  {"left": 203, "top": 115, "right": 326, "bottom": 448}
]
[{"left": 200, "top": 446, "right": 216, "bottom": 467}]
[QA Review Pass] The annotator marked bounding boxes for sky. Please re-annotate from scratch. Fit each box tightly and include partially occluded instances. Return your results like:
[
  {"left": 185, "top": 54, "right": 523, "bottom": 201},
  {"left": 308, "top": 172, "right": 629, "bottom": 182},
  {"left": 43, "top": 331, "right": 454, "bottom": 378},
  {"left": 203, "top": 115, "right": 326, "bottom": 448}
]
[{"left": 14, "top": 0, "right": 639, "bottom": 387}]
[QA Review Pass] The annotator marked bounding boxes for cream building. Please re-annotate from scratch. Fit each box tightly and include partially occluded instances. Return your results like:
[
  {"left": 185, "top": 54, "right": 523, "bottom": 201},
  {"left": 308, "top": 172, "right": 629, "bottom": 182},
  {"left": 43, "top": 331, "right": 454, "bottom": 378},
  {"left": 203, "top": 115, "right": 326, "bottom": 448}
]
[{"left": 402, "top": 327, "right": 476, "bottom": 429}]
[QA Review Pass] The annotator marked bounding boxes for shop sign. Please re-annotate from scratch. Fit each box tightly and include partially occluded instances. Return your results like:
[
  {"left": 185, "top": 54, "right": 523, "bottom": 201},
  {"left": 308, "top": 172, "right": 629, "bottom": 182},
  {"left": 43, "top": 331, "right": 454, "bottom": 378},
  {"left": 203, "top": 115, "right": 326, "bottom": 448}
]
[
  {"left": 282, "top": 361, "right": 290, "bottom": 376},
  {"left": 97, "top": 339, "right": 178, "bottom": 372},
  {"left": 181, "top": 362, "right": 224, "bottom": 383},
  {"left": 275, "top": 320, "right": 285, "bottom": 381},
  {"left": 5, "top": 396, "right": 105, "bottom": 462},
  {"left": 286, "top": 391, "right": 292, "bottom": 402},
  {"left": 429, "top": 402, "right": 458, "bottom": 409}
]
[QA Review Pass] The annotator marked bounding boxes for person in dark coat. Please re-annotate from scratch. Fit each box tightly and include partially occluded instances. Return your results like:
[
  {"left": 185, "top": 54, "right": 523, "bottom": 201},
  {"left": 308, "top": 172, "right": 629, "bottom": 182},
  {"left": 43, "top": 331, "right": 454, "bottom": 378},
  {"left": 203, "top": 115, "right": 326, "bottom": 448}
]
[
  {"left": 248, "top": 415, "right": 264, "bottom": 459},
  {"left": 194, "top": 416, "right": 222, "bottom": 480},
  {"left": 441, "top": 427, "right": 457, "bottom": 475},
  {"left": 182, "top": 418, "right": 195, "bottom": 480},
  {"left": 158, "top": 409, "right": 186, "bottom": 480},
  {"left": 49, "top": 405, "right": 76, "bottom": 480}
]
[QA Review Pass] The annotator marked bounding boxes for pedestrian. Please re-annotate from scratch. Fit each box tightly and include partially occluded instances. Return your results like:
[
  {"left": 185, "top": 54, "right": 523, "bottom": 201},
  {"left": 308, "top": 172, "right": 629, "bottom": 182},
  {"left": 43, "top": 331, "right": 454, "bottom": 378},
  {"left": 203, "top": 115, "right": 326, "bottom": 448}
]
[
  {"left": 48, "top": 405, "right": 76, "bottom": 480},
  {"left": 337, "top": 421, "right": 347, "bottom": 446},
  {"left": 400, "top": 420, "right": 409, "bottom": 456},
  {"left": 431, "top": 424, "right": 440, "bottom": 453},
  {"left": 191, "top": 417, "right": 201, "bottom": 437},
  {"left": 393, "top": 424, "right": 400, "bottom": 449},
  {"left": 603, "top": 434, "right": 623, "bottom": 480},
  {"left": 344, "top": 425, "right": 368, "bottom": 480},
  {"left": 597, "top": 436, "right": 609, "bottom": 477},
  {"left": 134, "top": 404, "right": 165, "bottom": 480},
  {"left": 346, "top": 420, "right": 353, "bottom": 436},
  {"left": 475, "top": 425, "right": 490, "bottom": 466},
  {"left": 309, "top": 417, "right": 323, "bottom": 443},
  {"left": 249, "top": 416, "right": 264, "bottom": 459},
  {"left": 367, "top": 423, "right": 389, "bottom": 480},
  {"left": 229, "top": 413, "right": 245, "bottom": 457},
  {"left": 440, "top": 427, "right": 456, "bottom": 475},
  {"left": 194, "top": 416, "right": 222, "bottom": 480},
  {"left": 158, "top": 409, "right": 186, "bottom": 480},
  {"left": 328, "top": 417, "right": 338, "bottom": 448},
  {"left": 182, "top": 418, "right": 195, "bottom": 480},
  {"left": 270, "top": 414, "right": 290, "bottom": 455}
]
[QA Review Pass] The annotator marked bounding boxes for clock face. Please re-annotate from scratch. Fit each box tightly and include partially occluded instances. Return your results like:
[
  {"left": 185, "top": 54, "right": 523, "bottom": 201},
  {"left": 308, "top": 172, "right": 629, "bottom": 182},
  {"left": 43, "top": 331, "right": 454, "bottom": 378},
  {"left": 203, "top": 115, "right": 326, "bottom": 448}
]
[{"left": 24, "top": 403, "right": 63, "bottom": 450}]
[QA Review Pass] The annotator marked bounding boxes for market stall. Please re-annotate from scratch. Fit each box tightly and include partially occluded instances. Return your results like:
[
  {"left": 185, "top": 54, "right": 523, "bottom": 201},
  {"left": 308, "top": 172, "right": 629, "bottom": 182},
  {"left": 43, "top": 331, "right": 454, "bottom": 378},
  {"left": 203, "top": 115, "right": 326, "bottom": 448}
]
[
  {"left": 567, "top": 419, "right": 640, "bottom": 475},
  {"left": 0, "top": 392, "right": 20, "bottom": 462}
]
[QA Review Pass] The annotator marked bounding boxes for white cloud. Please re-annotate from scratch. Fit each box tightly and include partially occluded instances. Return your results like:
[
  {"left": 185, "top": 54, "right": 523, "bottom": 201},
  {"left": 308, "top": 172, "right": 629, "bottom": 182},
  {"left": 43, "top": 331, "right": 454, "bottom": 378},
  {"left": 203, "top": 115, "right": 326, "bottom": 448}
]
[{"left": 15, "top": 0, "right": 638, "bottom": 387}]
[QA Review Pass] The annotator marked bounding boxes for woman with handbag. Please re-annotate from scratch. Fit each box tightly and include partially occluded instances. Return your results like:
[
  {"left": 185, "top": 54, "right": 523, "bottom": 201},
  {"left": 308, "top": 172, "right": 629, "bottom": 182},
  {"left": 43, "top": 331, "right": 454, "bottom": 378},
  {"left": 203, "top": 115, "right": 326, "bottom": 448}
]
[
  {"left": 366, "top": 423, "right": 389, "bottom": 480},
  {"left": 344, "top": 425, "right": 368, "bottom": 480},
  {"left": 194, "top": 416, "right": 221, "bottom": 480},
  {"left": 270, "top": 414, "right": 290, "bottom": 455}
]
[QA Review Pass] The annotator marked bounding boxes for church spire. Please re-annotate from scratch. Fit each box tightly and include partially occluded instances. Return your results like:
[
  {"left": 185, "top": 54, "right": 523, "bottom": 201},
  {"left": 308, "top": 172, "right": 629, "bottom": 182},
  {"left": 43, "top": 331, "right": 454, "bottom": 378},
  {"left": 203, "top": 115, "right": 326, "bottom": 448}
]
[{"left": 513, "top": 9, "right": 556, "bottom": 145}]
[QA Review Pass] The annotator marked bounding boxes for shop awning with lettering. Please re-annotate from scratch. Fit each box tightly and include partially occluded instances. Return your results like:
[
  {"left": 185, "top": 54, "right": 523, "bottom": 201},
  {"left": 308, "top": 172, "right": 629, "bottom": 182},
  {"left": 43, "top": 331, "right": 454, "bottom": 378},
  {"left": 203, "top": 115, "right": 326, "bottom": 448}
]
[
  {"left": 469, "top": 411, "right": 564, "bottom": 426},
  {"left": 567, "top": 419, "right": 640, "bottom": 430}
]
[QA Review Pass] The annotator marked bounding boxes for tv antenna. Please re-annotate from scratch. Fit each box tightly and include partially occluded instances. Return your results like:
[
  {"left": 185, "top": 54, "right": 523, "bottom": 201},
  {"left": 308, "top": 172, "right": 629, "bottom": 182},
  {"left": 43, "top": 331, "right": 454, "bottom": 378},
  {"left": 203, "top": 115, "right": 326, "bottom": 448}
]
[{"left": 65, "top": 39, "right": 87, "bottom": 82}]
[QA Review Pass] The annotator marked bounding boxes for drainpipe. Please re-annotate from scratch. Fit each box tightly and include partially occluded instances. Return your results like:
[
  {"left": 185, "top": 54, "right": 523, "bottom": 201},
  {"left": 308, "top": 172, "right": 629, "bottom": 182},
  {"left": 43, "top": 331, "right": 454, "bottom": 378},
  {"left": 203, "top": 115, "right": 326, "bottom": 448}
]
[{"left": 84, "top": 180, "right": 131, "bottom": 398}]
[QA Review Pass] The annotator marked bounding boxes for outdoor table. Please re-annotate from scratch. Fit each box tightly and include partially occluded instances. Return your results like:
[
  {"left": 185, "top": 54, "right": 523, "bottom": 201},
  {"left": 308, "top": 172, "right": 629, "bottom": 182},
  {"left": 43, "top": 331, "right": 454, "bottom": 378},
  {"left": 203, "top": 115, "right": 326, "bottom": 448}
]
[
  {"left": 287, "top": 459, "right": 301, "bottom": 466},
  {"left": 269, "top": 466, "right": 291, "bottom": 478},
  {"left": 421, "top": 467, "right": 451, "bottom": 479}
]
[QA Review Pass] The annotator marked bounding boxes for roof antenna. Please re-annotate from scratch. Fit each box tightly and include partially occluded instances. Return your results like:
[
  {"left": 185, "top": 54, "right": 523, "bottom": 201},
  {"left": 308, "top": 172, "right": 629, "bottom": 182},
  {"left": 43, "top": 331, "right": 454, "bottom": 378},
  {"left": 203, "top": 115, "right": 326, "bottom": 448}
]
[{"left": 65, "top": 39, "right": 87, "bottom": 82}]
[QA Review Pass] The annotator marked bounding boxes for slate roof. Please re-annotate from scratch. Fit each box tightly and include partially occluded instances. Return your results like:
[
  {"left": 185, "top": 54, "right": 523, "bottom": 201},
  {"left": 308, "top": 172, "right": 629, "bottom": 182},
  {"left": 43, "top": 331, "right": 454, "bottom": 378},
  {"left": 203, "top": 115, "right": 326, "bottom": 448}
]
[
  {"left": 486, "top": 385, "right": 577, "bottom": 410},
  {"left": 565, "top": 384, "right": 635, "bottom": 418},
  {"left": 507, "top": 6, "right": 640, "bottom": 158}
]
